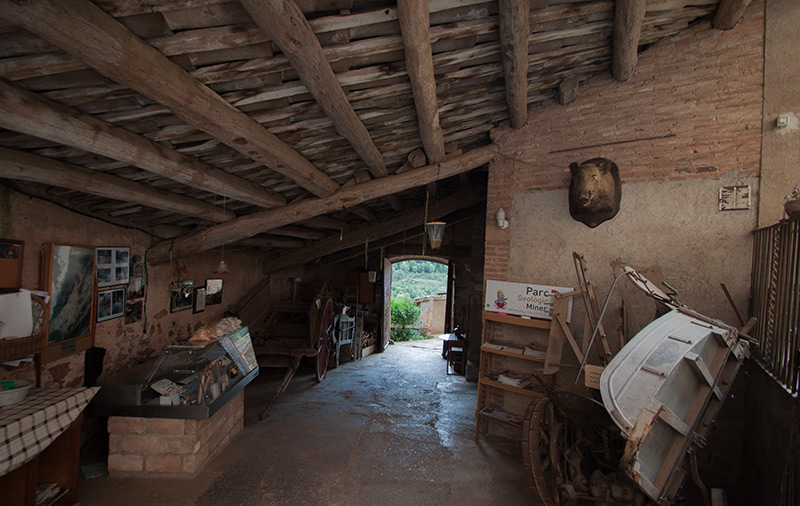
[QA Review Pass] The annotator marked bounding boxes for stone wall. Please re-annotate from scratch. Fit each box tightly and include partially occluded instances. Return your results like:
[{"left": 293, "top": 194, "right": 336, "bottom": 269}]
[{"left": 0, "top": 185, "right": 265, "bottom": 387}]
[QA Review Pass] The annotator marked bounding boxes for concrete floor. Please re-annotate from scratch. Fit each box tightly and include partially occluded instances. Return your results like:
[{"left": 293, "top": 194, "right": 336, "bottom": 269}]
[{"left": 78, "top": 338, "right": 536, "bottom": 506}]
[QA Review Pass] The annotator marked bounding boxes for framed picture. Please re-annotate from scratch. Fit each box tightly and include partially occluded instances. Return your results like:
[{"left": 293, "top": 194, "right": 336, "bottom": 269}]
[
  {"left": 193, "top": 287, "right": 206, "bottom": 313},
  {"left": 205, "top": 278, "right": 223, "bottom": 306},
  {"left": 170, "top": 280, "right": 194, "bottom": 313},
  {"left": 125, "top": 299, "right": 143, "bottom": 324},
  {"left": 97, "top": 288, "right": 125, "bottom": 322},
  {"left": 127, "top": 276, "right": 145, "bottom": 300},
  {"left": 44, "top": 243, "right": 95, "bottom": 345},
  {"left": 96, "top": 246, "right": 130, "bottom": 287},
  {"left": 0, "top": 238, "right": 23, "bottom": 293}
]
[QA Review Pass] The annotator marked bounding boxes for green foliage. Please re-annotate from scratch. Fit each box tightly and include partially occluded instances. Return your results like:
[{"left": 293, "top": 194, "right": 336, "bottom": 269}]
[
  {"left": 391, "top": 260, "right": 448, "bottom": 300},
  {"left": 390, "top": 296, "right": 420, "bottom": 342}
]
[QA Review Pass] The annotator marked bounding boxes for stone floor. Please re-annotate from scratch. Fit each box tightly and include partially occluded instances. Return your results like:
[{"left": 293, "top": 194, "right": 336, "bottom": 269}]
[{"left": 78, "top": 338, "right": 536, "bottom": 506}]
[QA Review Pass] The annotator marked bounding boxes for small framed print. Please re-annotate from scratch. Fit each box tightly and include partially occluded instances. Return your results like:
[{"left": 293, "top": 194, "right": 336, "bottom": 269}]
[
  {"left": 194, "top": 287, "right": 206, "bottom": 313},
  {"left": 98, "top": 288, "right": 125, "bottom": 322},
  {"left": 96, "top": 246, "right": 130, "bottom": 287},
  {"left": 205, "top": 278, "right": 223, "bottom": 306},
  {"left": 170, "top": 280, "right": 194, "bottom": 313}
]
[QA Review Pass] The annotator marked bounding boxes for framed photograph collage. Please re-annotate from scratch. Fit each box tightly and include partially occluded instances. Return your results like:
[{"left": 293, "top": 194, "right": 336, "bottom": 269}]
[{"left": 95, "top": 246, "right": 142, "bottom": 324}]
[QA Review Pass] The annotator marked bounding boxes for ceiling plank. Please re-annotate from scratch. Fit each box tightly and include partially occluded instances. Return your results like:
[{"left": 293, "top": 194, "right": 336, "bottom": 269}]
[
  {"left": 241, "top": 0, "right": 387, "bottom": 179},
  {"left": 612, "top": 0, "right": 646, "bottom": 81},
  {"left": 238, "top": 237, "right": 306, "bottom": 249},
  {"left": 269, "top": 226, "right": 327, "bottom": 240},
  {"left": 263, "top": 189, "right": 484, "bottom": 273},
  {"left": 397, "top": 0, "right": 446, "bottom": 163},
  {"left": 0, "top": 146, "right": 234, "bottom": 223},
  {"left": 147, "top": 144, "right": 497, "bottom": 264},
  {"left": 713, "top": 0, "right": 752, "bottom": 30},
  {"left": 498, "top": 0, "right": 529, "bottom": 128},
  {"left": 0, "top": 0, "right": 340, "bottom": 197},
  {"left": 0, "top": 79, "right": 285, "bottom": 209}
]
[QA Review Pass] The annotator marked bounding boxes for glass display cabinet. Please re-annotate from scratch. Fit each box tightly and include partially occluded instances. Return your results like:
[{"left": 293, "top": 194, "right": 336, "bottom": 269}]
[{"left": 94, "top": 328, "right": 258, "bottom": 419}]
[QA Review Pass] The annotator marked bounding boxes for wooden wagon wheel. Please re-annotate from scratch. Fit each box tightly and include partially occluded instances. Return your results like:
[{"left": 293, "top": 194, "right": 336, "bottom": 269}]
[
  {"left": 522, "top": 397, "right": 567, "bottom": 506},
  {"left": 314, "top": 298, "right": 334, "bottom": 382}
]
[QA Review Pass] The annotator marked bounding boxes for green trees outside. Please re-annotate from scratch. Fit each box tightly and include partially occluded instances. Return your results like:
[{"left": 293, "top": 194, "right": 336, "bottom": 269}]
[
  {"left": 390, "top": 296, "right": 420, "bottom": 341},
  {"left": 389, "top": 260, "right": 447, "bottom": 341},
  {"left": 391, "top": 260, "right": 447, "bottom": 299}
]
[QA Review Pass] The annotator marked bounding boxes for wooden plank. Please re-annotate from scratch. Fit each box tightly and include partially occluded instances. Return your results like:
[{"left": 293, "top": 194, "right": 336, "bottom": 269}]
[
  {"left": 397, "top": 0, "right": 445, "bottom": 163},
  {"left": 613, "top": 0, "right": 646, "bottom": 81},
  {"left": 146, "top": 144, "right": 497, "bottom": 264},
  {"left": 241, "top": 0, "right": 387, "bottom": 179},
  {"left": 0, "top": 79, "right": 286, "bottom": 208},
  {"left": 483, "top": 311, "right": 551, "bottom": 330},
  {"left": 0, "top": 146, "right": 234, "bottom": 222},
  {"left": 0, "top": 0, "right": 340, "bottom": 198},
  {"left": 498, "top": 0, "right": 529, "bottom": 128},
  {"left": 713, "top": 0, "right": 752, "bottom": 30}
]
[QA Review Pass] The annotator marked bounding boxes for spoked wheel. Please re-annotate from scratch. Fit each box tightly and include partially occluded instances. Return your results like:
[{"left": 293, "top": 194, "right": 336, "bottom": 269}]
[
  {"left": 525, "top": 397, "right": 579, "bottom": 506},
  {"left": 314, "top": 298, "right": 334, "bottom": 382},
  {"left": 523, "top": 397, "right": 590, "bottom": 506}
]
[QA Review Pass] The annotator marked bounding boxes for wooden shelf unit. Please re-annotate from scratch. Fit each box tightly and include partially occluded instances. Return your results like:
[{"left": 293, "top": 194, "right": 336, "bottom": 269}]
[{"left": 475, "top": 311, "right": 551, "bottom": 438}]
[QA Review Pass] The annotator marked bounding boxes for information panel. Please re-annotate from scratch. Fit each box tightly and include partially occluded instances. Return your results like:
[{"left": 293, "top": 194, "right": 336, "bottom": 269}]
[{"left": 484, "top": 280, "right": 573, "bottom": 322}]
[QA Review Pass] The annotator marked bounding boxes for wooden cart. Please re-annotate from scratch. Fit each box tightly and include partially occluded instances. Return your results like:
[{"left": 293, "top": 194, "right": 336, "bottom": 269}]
[{"left": 251, "top": 296, "right": 334, "bottom": 419}]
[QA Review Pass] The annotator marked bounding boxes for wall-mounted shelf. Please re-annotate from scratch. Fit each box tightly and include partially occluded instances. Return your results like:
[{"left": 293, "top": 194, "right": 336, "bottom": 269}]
[{"left": 475, "top": 311, "right": 551, "bottom": 439}]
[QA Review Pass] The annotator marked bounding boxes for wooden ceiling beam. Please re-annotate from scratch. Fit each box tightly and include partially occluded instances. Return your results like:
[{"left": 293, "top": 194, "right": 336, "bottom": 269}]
[
  {"left": 498, "top": 0, "right": 530, "bottom": 128},
  {"left": 263, "top": 189, "right": 484, "bottom": 273},
  {"left": 268, "top": 226, "right": 327, "bottom": 240},
  {"left": 713, "top": 0, "right": 752, "bottom": 30},
  {"left": 0, "top": 79, "right": 285, "bottom": 209},
  {"left": 241, "top": 0, "right": 387, "bottom": 179},
  {"left": 612, "top": 0, "right": 646, "bottom": 81},
  {"left": 397, "top": 0, "right": 446, "bottom": 164},
  {"left": 0, "top": 146, "right": 235, "bottom": 223},
  {"left": 238, "top": 237, "right": 306, "bottom": 249},
  {"left": 147, "top": 144, "right": 497, "bottom": 264},
  {"left": 0, "top": 0, "right": 339, "bottom": 197},
  {"left": 300, "top": 215, "right": 344, "bottom": 230}
]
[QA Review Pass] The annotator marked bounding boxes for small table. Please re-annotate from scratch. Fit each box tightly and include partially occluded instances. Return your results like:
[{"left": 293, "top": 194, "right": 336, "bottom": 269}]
[
  {"left": 0, "top": 387, "right": 98, "bottom": 505},
  {"left": 438, "top": 333, "right": 457, "bottom": 358}
]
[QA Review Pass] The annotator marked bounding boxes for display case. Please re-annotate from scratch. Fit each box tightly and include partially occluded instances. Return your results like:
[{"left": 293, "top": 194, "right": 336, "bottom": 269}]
[{"left": 94, "top": 328, "right": 258, "bottom": 419}]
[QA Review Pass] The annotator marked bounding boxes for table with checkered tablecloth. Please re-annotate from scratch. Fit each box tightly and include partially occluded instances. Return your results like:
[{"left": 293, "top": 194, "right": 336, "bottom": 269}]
[{"left": 0, "top": 386, "right": 99, "bottom": 476}]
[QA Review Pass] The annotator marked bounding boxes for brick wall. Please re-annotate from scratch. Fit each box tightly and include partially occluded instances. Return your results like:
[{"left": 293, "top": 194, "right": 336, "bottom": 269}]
[
  {"left": 107, "top": 390, "right": 244, "bottom": 477},
  {"left": 485, "top": 3, "right": 764, "bottom": 282}
]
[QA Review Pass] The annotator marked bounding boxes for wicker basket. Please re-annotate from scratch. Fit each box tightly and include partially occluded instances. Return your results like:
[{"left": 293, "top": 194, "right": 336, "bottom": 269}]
[{"left": 0, "top": 294, "right": 48, "bottom": 363}]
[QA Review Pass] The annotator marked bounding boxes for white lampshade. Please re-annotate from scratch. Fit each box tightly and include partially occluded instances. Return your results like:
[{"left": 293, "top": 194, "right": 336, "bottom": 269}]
[
  {"left": 213, "top": 259, "right": 229, "bottom": 274},
  {"left": 426, "top": 221, "right": 446, "bottom": 249}
]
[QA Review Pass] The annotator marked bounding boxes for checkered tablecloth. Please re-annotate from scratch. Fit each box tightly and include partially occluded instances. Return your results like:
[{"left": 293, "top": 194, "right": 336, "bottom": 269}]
[{"left": 0, "top": 386, "right": 99, "bottom": 476}]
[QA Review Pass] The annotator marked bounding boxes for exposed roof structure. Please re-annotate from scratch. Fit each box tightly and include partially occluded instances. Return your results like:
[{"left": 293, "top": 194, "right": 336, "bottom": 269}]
[{"left": 0, "top": 0, "right": 747, "bottom": 266}]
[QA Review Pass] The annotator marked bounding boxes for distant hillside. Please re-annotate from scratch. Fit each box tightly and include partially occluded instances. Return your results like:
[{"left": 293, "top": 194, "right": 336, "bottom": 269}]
[{"left": 391, "top": 260, "right": 448, "bottom": 300}]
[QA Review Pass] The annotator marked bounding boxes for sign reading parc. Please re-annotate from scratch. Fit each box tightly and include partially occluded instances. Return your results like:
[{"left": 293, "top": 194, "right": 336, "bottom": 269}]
[{"left": 485, "top": 279, "right": 573, "bottom": 322}]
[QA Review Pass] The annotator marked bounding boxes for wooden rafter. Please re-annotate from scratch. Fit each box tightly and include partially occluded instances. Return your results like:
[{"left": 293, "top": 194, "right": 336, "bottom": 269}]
[
  {"left": 397, "top": 0, "right": 446, "bottom": 163},
  {"left": 498, "top": 0, "right": 530, "bottom": 129},
  {"left": 147, "top": 144, "right": 497, "bottom": 264},
  {"left": 238, "top": 237, "right": 305, "bottom": 249},
  {"left": 612, "top": 0, "right": 647, "bottom": 82},
  {"left": 713, "top": 0, "right": 753, "bottom": 30},
  {"left": 263, "top": 189, "right": 484, "bottom": 273},
  {"left": 0, "top": 79, "right": 285, "bottom": 209},
  {"left": 241, "top": 0, "right": 387, "bottom": 179},
  {"left": 0, "top": 147, "right": 235, "bottom": 223},
  {"left": 0, "top": 0, "right": 340, "bottom": 197}
]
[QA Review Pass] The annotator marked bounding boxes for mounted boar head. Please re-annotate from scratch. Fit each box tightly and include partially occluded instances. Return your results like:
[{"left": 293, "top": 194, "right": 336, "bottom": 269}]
[{"left": 568, "top": 158, "right": 621, "bottom": 228}]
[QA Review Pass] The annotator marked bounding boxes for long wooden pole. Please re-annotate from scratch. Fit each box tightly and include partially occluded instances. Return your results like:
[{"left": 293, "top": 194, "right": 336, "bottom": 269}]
[{"left": 147, "top": 144, "right": 497, "bottom": 264}]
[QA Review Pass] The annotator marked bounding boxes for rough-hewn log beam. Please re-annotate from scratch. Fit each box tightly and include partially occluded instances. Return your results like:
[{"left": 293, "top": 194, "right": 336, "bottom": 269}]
[
  {"left": 397, "top": 0, "right": 446, "bottom": 163},
  {"left": 498, "top": 0, "right": 529, "bottom": 128},
  {"left": 241, "top": 0, "right": 387, "bottom": 179},
  {"left": 612, "top": 0, "right": 646, "bottom": 81},
  {"left": 0, "top": 147, "right": 235, "bottom": 223},
  {"left": 713, "top": 0, "right": 752, "bottom": 30},
  {"left": 0, "top": 79, "right": 284, "bottom": 209},
  {"left": 147, "top": 144, "right": 497, "bottom": 264},
  {"left": 300, "top": 216, "right": 343, "bottom": 230},
  {"left": 0, "top": 0, "right": 339, "bottom": 197},
  {"left": 238, "top": 237, "right": 305, "bottom": 249},
  {"left": 264, "top": 189, "right": 484, "bottom": 273},
  {"left": 269, "top": 226, "right": 327, "bottom": 240}
]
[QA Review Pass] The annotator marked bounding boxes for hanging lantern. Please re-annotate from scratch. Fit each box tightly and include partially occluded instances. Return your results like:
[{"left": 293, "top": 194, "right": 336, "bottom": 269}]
[{"left": 426, "top": 221, "right": 446, "bottom": 249}]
